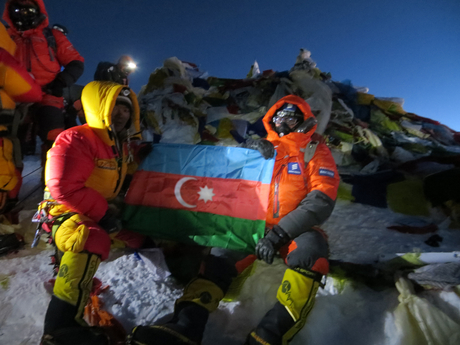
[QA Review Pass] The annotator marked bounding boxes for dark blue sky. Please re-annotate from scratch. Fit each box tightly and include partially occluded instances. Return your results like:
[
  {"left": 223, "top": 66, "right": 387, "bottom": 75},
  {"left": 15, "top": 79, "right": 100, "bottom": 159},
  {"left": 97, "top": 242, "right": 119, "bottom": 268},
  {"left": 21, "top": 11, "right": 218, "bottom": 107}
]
[{"left": 38, "top": 0, "right": 460, "bottom": 131}]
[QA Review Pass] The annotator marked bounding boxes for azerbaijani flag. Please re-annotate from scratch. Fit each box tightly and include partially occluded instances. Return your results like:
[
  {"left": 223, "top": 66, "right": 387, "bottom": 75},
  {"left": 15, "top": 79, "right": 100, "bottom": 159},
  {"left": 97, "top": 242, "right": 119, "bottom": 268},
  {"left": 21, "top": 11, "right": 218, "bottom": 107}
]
[{"left": 123, "top": 143, "right": 275, "bottom": 253}]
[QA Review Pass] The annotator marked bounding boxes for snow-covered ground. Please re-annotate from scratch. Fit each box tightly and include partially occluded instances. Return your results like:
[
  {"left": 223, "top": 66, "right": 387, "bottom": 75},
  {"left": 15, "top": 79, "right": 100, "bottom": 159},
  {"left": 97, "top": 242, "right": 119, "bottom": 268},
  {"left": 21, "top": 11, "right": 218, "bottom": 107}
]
[{"left": 1, "top": 157, "right": 460, "bottom": 344}]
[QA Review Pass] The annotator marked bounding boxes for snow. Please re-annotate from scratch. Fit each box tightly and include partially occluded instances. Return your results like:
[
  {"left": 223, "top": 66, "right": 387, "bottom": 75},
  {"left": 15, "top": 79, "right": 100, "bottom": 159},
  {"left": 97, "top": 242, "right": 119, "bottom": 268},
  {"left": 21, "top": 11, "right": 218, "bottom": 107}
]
[{"left": 1, "top": 161, "right": 460, "bottom": 344}]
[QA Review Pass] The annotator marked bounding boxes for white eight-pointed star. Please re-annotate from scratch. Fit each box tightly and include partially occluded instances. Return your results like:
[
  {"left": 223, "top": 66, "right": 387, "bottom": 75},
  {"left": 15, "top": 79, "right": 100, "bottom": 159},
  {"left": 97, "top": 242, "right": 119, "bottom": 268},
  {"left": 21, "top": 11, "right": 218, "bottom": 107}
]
[{"left": 198, "top": 185, "right": 215, "bottom": 203}]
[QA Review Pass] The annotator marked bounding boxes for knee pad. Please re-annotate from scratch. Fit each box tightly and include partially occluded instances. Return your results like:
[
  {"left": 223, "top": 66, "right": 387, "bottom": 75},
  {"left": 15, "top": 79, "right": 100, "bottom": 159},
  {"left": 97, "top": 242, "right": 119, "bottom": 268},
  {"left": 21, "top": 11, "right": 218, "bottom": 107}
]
[
  {"left": 286, "top": 229, "right": 329, "bottom": 275},
  {"left": 176, "top": 277, "right": 224, "bottom": 313},
  {"left": 54, "top": 214, "right": 111, "bottom": 260}
]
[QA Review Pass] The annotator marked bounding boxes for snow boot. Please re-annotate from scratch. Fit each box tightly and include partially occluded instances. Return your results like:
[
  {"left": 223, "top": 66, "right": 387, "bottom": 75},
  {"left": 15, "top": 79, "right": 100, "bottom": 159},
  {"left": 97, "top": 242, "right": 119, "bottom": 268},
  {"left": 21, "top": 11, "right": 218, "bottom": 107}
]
[
  {"left": 44, "top": 252, "right": 101, "bottom": 334},
  {"left": 127, "top": 254, "right": 236, "bottom": 344},
  {"left": 44, "top": 296, "right": 83, "bottom": 333},
  {"left": 245, "top": 302, "right": 295, "bottom": 345},
  {"left": 127, "top": 302, "right": 209, "bottom": 345},
  {"left": 40, "top": 326, "right": 111, "bottom": 345},
  {"left": 43, "top": 296, "right": 125, "bottom": 345},
  {"left": 245, "top": 268, "right": 322, "bottom": 345}
]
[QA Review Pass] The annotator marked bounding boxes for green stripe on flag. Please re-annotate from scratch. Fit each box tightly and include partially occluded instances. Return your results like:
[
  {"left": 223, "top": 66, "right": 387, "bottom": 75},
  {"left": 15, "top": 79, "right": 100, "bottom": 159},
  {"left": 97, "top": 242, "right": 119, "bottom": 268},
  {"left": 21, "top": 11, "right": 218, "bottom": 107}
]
[{"left": 122, "top": 204, "right": 265, "bottom": 253}]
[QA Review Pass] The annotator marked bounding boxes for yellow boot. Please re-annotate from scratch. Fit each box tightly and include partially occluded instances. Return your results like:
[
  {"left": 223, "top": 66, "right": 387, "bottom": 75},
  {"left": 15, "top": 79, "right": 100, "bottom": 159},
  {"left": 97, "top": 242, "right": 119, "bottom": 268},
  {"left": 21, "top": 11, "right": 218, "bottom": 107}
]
[{"left": 246, "top": 268, "right": 323, "bottom": 345}]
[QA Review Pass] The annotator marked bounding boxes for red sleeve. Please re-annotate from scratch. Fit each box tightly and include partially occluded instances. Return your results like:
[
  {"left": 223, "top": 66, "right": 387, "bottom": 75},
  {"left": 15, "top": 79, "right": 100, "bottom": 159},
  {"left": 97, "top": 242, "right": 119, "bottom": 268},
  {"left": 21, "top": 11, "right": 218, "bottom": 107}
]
[
  {"left": 46, "top": 130, "right": 108, "bottom": 221},
  {"left": 0, "top": 48, "right": 42, "bottom": 103},
  {"left": 305, "top": 143, "right": 340, "bottom": 200},
  {"left": 53, "top": 30, "right": 84, "bottom": 66}
]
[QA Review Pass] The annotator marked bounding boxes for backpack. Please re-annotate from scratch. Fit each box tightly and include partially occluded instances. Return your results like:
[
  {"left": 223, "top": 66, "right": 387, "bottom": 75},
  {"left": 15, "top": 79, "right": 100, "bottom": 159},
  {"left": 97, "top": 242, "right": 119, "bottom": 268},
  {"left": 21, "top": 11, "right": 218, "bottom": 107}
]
[
  {"left": 43, "top": 27, "right": 56, "bottom": 54},
  {"left": 42, "top": 24, "right": 68, "bottom": 60},
  {"left": 301, "top": 132, "right": 325, "bottom": 166},
  {"left": 42, "top": 26, "right": 59, "bottom": 61}
]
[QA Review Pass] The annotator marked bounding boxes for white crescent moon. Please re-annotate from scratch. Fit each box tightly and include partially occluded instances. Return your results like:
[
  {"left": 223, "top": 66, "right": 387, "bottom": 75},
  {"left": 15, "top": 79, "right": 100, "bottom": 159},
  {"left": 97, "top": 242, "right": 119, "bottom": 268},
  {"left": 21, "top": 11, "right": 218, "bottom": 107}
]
[{"left": 174, "top": 177, "right": 197, "bottom": 208}]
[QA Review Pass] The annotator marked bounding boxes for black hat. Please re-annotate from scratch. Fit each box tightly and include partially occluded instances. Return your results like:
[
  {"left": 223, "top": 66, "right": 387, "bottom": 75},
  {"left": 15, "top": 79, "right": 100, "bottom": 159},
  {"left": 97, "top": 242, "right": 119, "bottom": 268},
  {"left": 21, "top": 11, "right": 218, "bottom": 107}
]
[
  {"left": 115, "top": 88, "right": 133, "bottom": 110},
  {"left": 275, "top": 103, "right": 303, "bottom": 119},
  {"left": 116, "top": 95, "right": 133, "bottom": 110}
]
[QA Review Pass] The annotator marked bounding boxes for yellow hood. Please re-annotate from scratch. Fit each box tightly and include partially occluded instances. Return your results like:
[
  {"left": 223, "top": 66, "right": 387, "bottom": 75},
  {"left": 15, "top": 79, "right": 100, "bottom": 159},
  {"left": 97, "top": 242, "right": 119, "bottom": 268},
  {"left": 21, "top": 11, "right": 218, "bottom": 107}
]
[{"left": 81, "top": 81, "right": 140, "bottom": 146}]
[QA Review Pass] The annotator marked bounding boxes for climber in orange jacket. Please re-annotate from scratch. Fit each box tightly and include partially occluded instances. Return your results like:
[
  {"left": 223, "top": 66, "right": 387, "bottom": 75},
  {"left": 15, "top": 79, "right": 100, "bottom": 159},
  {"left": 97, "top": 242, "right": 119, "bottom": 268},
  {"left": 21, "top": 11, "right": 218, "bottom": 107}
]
[
  {"left": 246, "top": 94, "right": 340, "bottom": 345},
  {"left": 127, "top": 95, "right": 340, "bottom": 345},
  {"left": 38, "top": 81, "right": 143, "bottom": 345}
]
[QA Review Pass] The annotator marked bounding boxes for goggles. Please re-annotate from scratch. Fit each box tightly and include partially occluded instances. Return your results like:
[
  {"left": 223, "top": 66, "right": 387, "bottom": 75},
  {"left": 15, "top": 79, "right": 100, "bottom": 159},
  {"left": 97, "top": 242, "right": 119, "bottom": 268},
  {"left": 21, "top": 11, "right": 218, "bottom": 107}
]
[
  {"left": 273, "top": 113, "right": 302, "bottom": 127},
  {"left": 11, "top": 3, "right": 39, "bottom": 18},
  {"left": 9, "top": 2, "right": 41, "bottom": 31}
]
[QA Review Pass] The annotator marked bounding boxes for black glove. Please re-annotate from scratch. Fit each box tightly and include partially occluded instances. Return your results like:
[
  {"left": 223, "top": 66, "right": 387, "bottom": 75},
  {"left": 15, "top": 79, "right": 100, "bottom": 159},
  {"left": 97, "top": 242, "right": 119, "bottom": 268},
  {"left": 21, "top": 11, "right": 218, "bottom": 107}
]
[
  {"left": 45, "top": 60, "right": 84, "bottom": 97},
  {"left": 45, "top": 76, "right": 66, "bottom": 97},
  {"left": 242, "top": 138, "right": 275, "bottom": 159},
  {"left": 98, "top": 208, "right": 122, "bottom": 233},
  {"left": 255, "top": 225, "right": 291, "bottom": 264}
]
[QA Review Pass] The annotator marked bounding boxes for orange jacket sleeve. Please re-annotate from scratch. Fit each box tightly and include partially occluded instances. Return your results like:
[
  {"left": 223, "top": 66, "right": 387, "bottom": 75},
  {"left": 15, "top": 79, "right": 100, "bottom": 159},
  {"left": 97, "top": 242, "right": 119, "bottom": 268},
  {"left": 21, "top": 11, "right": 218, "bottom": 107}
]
[
  {"left": 46, "top": 130, "right": 108, "bottom": 222},
  {"left": 53, "top": 29, "right": 84, "bottom": 66}
]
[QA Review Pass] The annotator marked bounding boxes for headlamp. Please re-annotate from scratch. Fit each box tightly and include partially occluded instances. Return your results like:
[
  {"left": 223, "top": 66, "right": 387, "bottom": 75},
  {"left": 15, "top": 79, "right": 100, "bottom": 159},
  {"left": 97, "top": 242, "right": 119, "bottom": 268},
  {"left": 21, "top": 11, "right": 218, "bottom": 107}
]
[{"left": 126, "top": 62, "right": 137, "bottom": 70}]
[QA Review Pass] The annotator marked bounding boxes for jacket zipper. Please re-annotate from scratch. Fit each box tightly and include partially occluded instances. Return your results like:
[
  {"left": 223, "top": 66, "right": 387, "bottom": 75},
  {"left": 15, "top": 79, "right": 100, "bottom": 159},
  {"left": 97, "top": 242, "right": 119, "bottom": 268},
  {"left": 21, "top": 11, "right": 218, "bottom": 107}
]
[
  {"left": 25, "top": 37, "right": 32, "bottom": 72},
  {"left": 113, "top": 157, "right": 123, "bottom": 194},
  {"left": 110, "top": 144, "right": 124, "bottom": 194},
  {"left": 273, "top": 164, "right": 285, "bottom": 218}
]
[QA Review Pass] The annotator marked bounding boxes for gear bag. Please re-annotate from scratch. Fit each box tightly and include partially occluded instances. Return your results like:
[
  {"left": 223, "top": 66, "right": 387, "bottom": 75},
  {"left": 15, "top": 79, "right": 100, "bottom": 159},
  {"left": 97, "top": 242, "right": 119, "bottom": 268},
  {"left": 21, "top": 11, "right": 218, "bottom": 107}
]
[
  {"left": 43, "top": 25, "right": 69, "bottom": 59},
  {"left": 0, "top": 136, "right": 19, "bottom": 191},
  {"left": 42, "top": 27, "right": 57, "bottom": 60}
]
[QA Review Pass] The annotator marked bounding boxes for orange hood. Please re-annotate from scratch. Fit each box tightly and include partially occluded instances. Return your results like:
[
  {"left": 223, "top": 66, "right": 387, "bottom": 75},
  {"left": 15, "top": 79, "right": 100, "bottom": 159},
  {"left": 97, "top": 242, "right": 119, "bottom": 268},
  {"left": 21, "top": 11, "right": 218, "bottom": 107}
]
[{"left": 263, "top": 95, "right": 317, "bottom": 155}]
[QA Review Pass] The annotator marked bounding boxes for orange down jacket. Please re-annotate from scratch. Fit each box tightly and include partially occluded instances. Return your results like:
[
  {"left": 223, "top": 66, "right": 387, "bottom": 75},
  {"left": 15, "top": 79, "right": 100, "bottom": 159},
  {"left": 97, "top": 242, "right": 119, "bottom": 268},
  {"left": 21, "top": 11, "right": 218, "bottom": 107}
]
[{"left": 263, "top": 95, "right": 340, "bottom": 239}]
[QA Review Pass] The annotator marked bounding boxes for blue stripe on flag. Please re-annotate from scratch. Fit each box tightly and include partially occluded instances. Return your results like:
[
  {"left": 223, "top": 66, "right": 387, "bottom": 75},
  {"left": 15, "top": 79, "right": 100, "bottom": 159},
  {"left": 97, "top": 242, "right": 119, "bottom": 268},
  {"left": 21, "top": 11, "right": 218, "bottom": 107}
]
[{"left": 139, "top": 143, "right": 275, "bottom": 184}]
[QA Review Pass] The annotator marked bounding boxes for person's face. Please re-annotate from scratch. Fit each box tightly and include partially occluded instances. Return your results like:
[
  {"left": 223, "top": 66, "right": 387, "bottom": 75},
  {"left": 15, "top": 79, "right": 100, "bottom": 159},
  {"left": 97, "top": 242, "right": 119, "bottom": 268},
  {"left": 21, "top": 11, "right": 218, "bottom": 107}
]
[
  {"left": 111, "top": 104, "right": 131, "bottom": 133},
  {"left": 9, "top": 1, "right": 40, "bottom": 31},
  {"left": 272, "top": 114, "right": 302, "bottom": 136}
]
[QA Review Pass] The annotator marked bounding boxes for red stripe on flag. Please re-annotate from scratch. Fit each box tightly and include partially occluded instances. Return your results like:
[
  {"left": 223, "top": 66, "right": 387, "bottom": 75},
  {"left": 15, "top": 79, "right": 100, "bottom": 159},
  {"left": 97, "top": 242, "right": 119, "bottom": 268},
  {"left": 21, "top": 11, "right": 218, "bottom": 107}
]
[{"left": 125, "top": 171, "right": 270, "bottom": 221}]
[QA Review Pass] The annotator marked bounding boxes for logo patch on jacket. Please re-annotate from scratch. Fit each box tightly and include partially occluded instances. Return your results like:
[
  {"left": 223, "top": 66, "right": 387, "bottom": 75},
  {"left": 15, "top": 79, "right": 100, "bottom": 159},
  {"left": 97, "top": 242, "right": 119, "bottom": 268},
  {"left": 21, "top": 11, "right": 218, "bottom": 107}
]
[
  {"left": 97, "top": 160, "right": 116, "bottom": 170},
  {"left": 319, "top": 167, "right": 335, "bottom": 178},
  {"left": 288, "top": 162, "right": 302, "bottom": 175}
]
